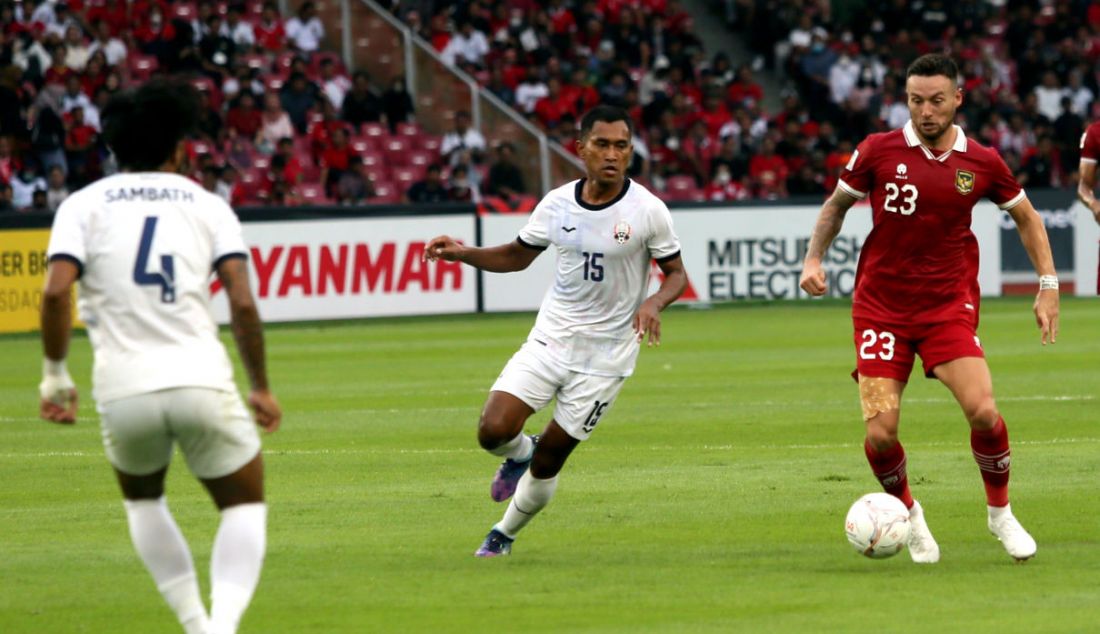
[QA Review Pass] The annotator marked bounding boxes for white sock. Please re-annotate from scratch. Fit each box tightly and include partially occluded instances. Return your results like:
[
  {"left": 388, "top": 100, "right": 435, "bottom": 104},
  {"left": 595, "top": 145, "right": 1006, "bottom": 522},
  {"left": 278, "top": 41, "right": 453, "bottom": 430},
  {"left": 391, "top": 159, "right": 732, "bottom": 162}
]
[
  {"left": 989, "top": 503, "right": 1013, "bottom": 519},
  {"left": 488, "top": 433, "right": 534, "bottom": 461},
  {"left": 495, "top": 472, "right": 558, "bottom": 538},
  {"left": 123, "top": 498, "right": 209, "bottom": 634},
  {"left": 210, "top": 503, "right": 267, "bottom": 634}
]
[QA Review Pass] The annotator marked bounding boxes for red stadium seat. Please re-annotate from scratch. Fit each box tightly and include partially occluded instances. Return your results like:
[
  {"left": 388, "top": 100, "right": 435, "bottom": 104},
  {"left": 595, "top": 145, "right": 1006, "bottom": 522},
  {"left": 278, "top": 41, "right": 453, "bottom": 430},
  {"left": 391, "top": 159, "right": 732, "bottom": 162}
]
[
  {"left": 358, "top": 150, "right": 385, "bottom": 169},
  {"left": 173, "top": 3, "right": 197, "bottom": 20},
  {"left": 298, "top": 182, "right": 328, "bottom": 204},
  {"left": 405, "top": 149, "right": 436, "bottom": 168},
  {"left": 349, "top": 136, "right": 375, "bottom": 153},
  {"left": 391, "top": 165, "right": 423, "bottom": 188},
  {"left": 363, "top": 165, "right": 389, "bottom": 183},
  {"left": 371, "top": 181, "right": 400, "bottom": 204},
  {"left": 360, "top": 122, "right": 389, "bottom": 140},
  {"left": 665, "top": 175, "right": 701, "bottom": 201},
  {"left": 252, "top": 155, "right": 271, "bottom": 170},
  {"left": 128, "top": 54, "right": 159, "bottom": 81},
  {"left": 420, "top": 136, "right": 442, "bottom": 154},
  {"left": 382, "top": 137, "right": 411, "bottom": 164},
  {"left": 395, "top": 122, "right": 421, "bottom": 138}
]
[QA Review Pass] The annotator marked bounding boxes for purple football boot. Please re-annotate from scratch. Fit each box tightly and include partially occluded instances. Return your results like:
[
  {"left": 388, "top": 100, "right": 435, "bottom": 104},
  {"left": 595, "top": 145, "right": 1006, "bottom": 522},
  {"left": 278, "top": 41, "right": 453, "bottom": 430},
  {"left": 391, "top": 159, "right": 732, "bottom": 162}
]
[{"left": 490, "top": 434, "right": 538, "bottom": 502}]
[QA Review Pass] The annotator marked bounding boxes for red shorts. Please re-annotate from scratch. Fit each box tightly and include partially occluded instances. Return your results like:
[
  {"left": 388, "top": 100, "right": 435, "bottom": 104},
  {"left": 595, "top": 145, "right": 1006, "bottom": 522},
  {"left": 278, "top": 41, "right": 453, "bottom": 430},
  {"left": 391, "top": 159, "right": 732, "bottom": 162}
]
[{"left": 852, "top": 312, "right": 984, "bottom": 383}]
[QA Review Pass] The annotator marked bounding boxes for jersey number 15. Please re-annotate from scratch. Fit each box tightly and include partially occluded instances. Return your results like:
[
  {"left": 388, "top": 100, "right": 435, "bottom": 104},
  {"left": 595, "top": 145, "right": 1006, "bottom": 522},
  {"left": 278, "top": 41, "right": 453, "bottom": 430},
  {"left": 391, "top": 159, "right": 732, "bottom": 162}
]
[{"left": 133, "top": 216, "right": 176, "bottom": 303}]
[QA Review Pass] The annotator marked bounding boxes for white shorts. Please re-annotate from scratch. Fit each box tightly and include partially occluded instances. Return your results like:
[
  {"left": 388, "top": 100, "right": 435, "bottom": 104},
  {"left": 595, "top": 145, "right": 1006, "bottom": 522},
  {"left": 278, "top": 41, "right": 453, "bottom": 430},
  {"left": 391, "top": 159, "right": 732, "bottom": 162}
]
[
  {"left": 98, "top": 387, "right": 261, "bottom": 479},
  {"left": 491, "top": 341, "right": 627, "bottom": 441}
]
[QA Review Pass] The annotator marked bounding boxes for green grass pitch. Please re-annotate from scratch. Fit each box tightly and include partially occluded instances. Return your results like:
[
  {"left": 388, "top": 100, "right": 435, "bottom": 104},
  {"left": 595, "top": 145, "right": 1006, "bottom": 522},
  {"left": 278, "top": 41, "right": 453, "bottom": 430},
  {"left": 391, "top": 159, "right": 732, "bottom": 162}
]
[{"left": 1, "top": 297, "right": 1098, "bottom": 633}]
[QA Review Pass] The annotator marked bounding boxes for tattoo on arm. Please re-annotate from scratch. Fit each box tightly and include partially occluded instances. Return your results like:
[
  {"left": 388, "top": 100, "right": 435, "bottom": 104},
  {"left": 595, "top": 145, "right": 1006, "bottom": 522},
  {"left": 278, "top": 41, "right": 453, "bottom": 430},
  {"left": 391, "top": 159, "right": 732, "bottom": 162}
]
[{"left": 805, "top": 191, "right": 852, "bottom": 262}]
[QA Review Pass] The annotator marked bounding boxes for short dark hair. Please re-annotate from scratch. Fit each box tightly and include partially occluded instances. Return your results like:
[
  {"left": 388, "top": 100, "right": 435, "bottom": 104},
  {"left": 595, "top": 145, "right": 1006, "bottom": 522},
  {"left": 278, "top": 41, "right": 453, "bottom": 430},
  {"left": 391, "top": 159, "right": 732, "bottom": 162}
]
[
  {"left": 102, "top": 79, "right": 200, "bottom": 171},
  {"left": 906, "top": 54, "right": 959, "bottom": 83},
  {"left": 579, "top": 105, "right": 633, "bottom": 140}
]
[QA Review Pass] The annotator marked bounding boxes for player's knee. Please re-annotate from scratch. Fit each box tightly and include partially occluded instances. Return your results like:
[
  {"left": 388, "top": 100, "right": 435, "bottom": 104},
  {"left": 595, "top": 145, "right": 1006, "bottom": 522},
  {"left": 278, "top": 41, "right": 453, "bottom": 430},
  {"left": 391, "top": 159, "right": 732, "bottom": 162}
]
[
  {"left": 477, "top": 411, "right": 514, "bottom": 450},
  {"left": 865, "top": 424, "right": 898, "bottom": 452},
  {"left": 963, "top": 400, "right": 999, "bottom": 430}
]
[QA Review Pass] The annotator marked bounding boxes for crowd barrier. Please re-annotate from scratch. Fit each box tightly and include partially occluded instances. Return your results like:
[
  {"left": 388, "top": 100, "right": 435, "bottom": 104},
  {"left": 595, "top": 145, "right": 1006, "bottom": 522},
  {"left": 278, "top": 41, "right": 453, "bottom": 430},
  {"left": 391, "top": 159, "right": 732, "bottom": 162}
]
[{"left": 1, "top": 191, "right": 1095, "bottom": 334}]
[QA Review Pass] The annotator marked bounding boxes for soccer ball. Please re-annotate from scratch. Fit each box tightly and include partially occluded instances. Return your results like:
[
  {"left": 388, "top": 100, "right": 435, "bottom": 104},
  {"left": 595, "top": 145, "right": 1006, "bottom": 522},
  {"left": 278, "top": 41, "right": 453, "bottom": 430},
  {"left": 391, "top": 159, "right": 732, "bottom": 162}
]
[{"left": 844, "top": 493, "right": 911, "bottom": 559}]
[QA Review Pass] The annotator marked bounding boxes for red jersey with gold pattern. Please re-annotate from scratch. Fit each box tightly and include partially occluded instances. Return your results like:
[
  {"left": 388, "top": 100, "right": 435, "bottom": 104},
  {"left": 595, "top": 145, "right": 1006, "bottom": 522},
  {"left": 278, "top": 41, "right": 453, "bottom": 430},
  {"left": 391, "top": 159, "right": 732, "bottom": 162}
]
[{"left": 838, "top": 121, "right": 1024, "bottom": 325}]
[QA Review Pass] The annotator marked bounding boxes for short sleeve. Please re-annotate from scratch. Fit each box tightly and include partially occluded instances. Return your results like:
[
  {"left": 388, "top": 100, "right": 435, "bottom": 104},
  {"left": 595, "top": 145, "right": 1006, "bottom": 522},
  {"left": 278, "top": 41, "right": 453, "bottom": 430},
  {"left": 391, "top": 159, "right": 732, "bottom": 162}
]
[
  {"left": 211, "top": 199, "right": 248, "bottom": 268},
  {"left": 47, "top": 196, "right": 87, "bottom": 274},
  {"left": 837, "top": 138, "right": 873, "bottom": 200},
  {"left": 986, "top": 151, "right": 1026, "bottom": 210},
  {"left": 647, "top": 200, "right": 681, "bottom": 262},
  {"left": 517, "top": 197, "right": 551, "bottom": 250},
  {"left": 1081, "top": 126, "right": 1100, "bottom": 163}
]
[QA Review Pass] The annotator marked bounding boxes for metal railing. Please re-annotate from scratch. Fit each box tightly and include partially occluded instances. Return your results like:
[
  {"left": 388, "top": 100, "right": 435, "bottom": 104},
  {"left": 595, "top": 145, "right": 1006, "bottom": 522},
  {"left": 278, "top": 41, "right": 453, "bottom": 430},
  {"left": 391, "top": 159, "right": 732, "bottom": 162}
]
[{"left": 325, "top": 0, "right": 584, "bottom": 195}]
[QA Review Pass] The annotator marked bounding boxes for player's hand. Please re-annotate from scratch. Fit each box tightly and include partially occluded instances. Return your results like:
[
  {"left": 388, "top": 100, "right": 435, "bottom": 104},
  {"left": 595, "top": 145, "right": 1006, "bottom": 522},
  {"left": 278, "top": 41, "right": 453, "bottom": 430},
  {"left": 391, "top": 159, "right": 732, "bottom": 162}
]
[
  {"left": 248, "top": 389, "right": 282, "bottom": 432},
  {"left": 1033, "top": 289, "right": 1059, "bottom": 345},
  {"left": 799, "top": 259, "right": 827, "bottom": 296},
  {"left": 633, "top": 297, "right": 662, "bottom": 347},
  {"left": 39, "top": 373, "right": 78, "bottom": 424},
  {"left": 423, "top": 236, "right": 464, "bottom": 262}
]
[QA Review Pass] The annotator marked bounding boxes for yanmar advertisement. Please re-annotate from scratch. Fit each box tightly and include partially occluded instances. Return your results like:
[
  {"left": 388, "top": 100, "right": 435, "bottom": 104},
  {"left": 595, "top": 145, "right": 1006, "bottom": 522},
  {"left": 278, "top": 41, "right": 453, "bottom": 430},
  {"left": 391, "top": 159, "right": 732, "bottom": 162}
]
[{"left": 209, "top": 216, "right": 476, "bottom": 323}]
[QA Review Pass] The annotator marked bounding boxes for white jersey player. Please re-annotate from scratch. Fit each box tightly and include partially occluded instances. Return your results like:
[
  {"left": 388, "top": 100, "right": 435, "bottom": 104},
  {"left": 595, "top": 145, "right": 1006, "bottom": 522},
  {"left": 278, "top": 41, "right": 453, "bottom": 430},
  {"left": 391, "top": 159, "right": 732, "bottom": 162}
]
[
  {"left": 39, "top": 79, "right": 280, "bottom": 634},
  {"left": 425, "top": 105, "right": 689, "bottom": 557}
]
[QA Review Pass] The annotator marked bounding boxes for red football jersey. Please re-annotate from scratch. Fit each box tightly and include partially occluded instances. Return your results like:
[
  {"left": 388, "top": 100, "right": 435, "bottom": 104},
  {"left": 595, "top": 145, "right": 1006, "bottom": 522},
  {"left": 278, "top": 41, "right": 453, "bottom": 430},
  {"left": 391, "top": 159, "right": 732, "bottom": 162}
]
[
  {"left": 839, "top": 121, "right": 1024, "bottom": 325},
  {"left": 1080, "top": 121, "right": 1100, "bottom": 163}
]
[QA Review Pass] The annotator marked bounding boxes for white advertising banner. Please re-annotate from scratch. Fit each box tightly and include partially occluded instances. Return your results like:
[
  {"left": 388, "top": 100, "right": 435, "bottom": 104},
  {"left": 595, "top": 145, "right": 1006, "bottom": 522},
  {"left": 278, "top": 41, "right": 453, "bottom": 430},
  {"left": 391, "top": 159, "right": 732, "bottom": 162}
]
[
  {"left": 482, "top": 204, "right": 1002, "bottom": 311},
  {"left": 1074, "top": 202, "right": 1099, "bottom": 296},
  {"left": 210, "top": 216, "right": 476, "bottom": 323}
]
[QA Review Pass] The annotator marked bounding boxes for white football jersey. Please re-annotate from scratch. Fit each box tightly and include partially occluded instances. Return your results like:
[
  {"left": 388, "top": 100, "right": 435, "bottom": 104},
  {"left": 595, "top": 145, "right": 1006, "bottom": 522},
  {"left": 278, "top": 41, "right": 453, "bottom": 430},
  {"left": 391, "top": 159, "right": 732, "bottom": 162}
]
[
  {"left": 47, "top": 172, "right": 247, "bottom": 403},
  {"left": 518, "top": 178, "right": 681, "bottom": 377}
]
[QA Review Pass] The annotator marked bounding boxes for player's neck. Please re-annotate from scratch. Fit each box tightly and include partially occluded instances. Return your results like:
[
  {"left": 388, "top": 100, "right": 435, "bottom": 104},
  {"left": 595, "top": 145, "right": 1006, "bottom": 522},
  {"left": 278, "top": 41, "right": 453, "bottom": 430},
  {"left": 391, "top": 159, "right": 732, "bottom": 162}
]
[
  {"left": 917, "top": 125, "right": 957, "bottom": 153},
  {"left": 581, "top": 177, "right": 626, "bottom": 207}
]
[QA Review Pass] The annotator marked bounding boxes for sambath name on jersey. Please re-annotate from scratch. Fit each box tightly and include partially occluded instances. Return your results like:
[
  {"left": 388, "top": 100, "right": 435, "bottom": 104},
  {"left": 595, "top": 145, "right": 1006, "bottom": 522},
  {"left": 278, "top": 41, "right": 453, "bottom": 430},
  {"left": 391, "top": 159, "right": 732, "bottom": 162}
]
[{"left": 104, "top": 187, "right": 196, "bottom": 203}]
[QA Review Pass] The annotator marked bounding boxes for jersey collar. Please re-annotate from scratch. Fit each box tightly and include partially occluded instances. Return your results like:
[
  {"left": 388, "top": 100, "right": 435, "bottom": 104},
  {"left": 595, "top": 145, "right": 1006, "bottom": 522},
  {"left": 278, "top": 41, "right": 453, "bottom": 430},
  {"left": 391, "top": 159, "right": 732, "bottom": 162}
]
[
  {"left": 903, "top": 120, "right": 967, "bottom": 162},
  {"left": 574, "top": 178, "right": 631, "bottom": 211}
]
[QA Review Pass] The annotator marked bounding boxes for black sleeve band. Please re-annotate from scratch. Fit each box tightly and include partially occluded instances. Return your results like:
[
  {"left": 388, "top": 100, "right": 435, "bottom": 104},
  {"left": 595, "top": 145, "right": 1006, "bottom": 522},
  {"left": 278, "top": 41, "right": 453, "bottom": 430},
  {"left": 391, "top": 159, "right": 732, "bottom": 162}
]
[
  {"left": 516, "top": 237, "right": 548, "bottom": 251},
  {"left": 212, "top": 252, "right": 248, "bottom": 271},
  {"left": 49, "top": 253, "right": 84, "bottom": 278},
  {"left": 655, "top": 250, "right": 681, "bottom": 264}
]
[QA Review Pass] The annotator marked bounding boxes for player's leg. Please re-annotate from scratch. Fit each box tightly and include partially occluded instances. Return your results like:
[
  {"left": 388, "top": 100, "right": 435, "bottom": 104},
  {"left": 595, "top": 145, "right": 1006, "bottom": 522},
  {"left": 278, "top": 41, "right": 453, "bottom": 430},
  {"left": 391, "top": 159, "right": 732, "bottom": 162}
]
[
  {"left": 477, "top": 373, "right": 623, "bottom": 557},
  {"left": 103, "top": 393, "right": 210, "bottom": 634},
  {"left": 854, "top": 321, "right": 939, "bottom": 562},
  {"left": 933, "top": 357, "right": 1036, "bottom": 560},
  {"left": 172, "top": 388, "right": 267, "bottom": 634},
  {"left": 481, "top": 343, "right": 560, "bottom": 502}
]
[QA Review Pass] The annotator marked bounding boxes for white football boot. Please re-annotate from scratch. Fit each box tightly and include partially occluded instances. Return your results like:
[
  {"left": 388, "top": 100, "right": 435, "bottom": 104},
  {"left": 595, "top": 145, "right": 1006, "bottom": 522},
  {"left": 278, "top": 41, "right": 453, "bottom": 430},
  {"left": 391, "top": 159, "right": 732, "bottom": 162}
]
[
  {"left": 988, "top": 504, "right": 1037, "bottom": 561},
  {"left": 907, "top": 500, "right": 941, "bottom": 563}
]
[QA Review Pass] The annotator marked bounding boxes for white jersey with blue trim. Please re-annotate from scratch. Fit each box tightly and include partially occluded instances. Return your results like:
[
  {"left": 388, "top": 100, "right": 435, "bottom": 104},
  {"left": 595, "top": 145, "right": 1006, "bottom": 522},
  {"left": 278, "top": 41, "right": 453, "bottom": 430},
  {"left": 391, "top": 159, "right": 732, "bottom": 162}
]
[
  {"left": 517, "top": 178, "right": 681, "bottom": 377},
  {"left": 46, "top": 172, "right": 247, "bottom": 403}
]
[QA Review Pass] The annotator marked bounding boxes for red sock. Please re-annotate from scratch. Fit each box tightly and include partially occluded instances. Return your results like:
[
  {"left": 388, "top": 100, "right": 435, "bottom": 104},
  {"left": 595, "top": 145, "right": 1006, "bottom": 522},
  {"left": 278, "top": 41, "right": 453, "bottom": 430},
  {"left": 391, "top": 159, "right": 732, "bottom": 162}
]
[
  {"left": 864, "top": 439, "right": 914, "bottom": 508},
  {"left": 971, "top": 416, "right": 1011, "bottom": 507}
]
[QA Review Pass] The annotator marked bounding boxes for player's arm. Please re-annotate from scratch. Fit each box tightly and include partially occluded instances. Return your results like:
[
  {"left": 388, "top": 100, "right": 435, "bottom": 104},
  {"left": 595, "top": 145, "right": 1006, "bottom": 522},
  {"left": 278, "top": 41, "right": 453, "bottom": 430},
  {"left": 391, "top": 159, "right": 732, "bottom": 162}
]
[
  {"left": 1077, "top": 159, "right": 1100, "bottom": 224},
  {"left": 799, "top": 188, "right": 860, "bottom": 296},
  {"left": 216, "top": 255, "right": 282, "bottom": 432},
  {"left": 1004, "top": 197, "right": 1059, "bottom": 345},
  {"left": 634, "top": 254, "right": 687, "bottom": 347},
  {"left": 39, "top": 259, "right": 80, "bottom": 424},
  {"left": 423, "top": 236, "right": 541, "bottom": 272}
]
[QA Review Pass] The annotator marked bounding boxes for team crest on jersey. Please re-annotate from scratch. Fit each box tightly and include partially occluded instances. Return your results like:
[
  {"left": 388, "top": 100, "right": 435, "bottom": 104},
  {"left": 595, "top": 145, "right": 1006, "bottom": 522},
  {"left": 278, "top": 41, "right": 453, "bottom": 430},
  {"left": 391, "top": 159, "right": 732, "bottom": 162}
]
[
  {"left": 955, "top": 169, "right": 975, "bottom": 195},
  {"left": 613, "top": 220, "right": 631, "bottom": 245}
]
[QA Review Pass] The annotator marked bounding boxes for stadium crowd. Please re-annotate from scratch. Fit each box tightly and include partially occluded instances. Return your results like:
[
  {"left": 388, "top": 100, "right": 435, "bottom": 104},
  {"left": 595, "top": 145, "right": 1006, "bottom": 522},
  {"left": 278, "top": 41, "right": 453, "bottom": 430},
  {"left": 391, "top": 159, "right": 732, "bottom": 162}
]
[{"left": 0, "top": 0, "right": 1098, "bottom": 211}]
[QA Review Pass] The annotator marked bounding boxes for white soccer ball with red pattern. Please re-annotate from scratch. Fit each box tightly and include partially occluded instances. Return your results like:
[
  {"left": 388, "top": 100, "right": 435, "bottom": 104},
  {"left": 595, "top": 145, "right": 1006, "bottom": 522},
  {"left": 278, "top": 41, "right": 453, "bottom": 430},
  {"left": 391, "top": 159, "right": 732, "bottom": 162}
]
[{"left": 844, "top": 493, "right": 911, "bottom": 559}]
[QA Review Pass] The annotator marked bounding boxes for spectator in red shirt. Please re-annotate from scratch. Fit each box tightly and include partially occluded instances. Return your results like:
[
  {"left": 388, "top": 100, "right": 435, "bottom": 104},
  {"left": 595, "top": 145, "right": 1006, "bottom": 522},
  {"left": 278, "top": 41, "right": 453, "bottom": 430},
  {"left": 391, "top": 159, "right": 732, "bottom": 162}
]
[
  {"left": 560, "top": 67, "right": 599, "bottom": 115},
  {"left": 533, "top": 77, "right": 576, "bottom": 128},
  {"left": 44, "top": 44, "right": 75, "bottom": 86},
  {"left": 703, "top": 163, "right": 750, "bottom": 201},
  {"left": 696, "top": 93, "right": 732, "bottom": 138},
  {"left": 319, "top": 126, "right": 354, "bottom": 196},
  {"left": 727, "top": 65, "right": 764, "bottom": 109},
  {"left": 63, "top": 106, "right": 97, "bottom": 184},
  {"left": 226, "top": 91, "right": 263, "bottom": 142},
  {"left": 679, "top": 119, "right": 716, "bottom": 183},
  {"left": 748, "top": 138, "right": 788, "bottom": 197},
  {"left": 254, "top": 2, "right": 287, "bottom": 52},
  {"left": 85, "top": 0, "right": 129, "bottom": 37},
  {"left": 273, "top": 137, "right": 304, "bottom": 185}
]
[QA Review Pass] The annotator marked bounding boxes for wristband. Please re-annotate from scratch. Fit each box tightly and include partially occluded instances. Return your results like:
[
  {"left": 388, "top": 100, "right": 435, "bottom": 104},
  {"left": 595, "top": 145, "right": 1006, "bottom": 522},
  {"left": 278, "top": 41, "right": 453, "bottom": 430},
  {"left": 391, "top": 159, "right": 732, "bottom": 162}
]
[
  {"left": 44, "top": 358, "right": 69, "bottom": 377},
  {"left": 1038, "top": 275, "right": 1059, "bottom": 291}
]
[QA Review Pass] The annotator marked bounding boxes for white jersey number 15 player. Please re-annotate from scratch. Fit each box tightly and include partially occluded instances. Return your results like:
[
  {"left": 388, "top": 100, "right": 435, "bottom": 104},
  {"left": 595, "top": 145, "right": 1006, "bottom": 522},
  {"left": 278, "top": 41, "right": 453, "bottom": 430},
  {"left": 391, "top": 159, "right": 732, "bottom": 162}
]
[{"left": 425, "top": 105, "right": 689, "bottom": 557}]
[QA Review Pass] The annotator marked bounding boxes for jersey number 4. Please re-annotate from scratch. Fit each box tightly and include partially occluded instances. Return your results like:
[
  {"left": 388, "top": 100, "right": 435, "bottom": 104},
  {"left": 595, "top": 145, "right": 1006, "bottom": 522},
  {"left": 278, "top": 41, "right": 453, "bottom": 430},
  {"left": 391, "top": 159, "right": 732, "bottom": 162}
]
[
  {"left": 883, "top": 183, "right": 918, "bottom": 215},
  {"left": 133, "top": 216, "right": 176, "bottom": 303}
]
